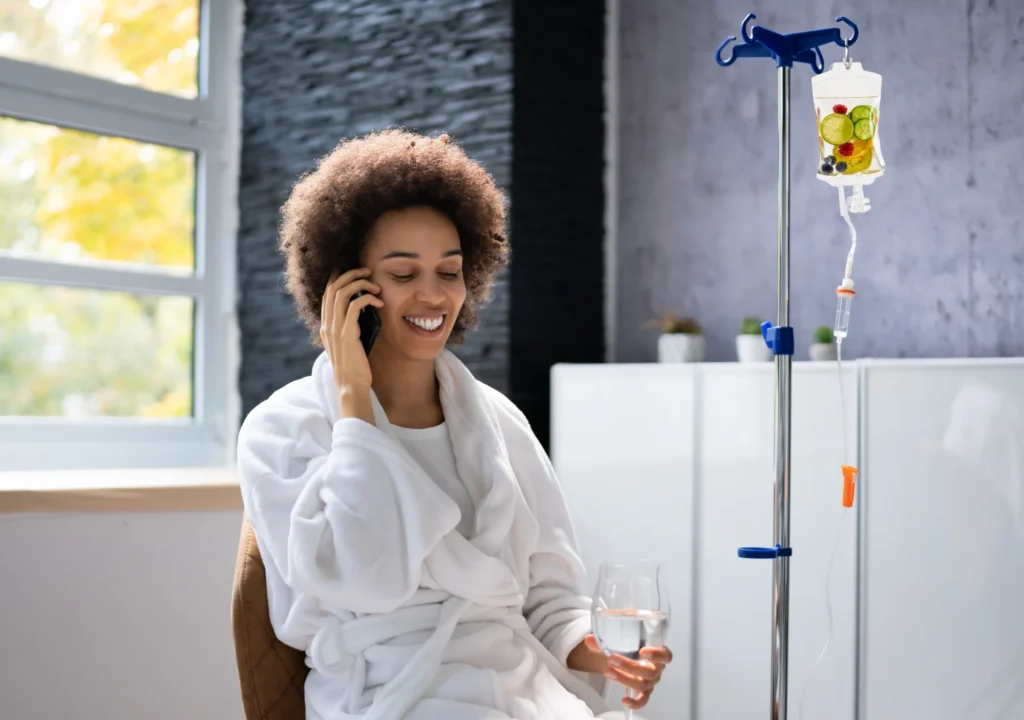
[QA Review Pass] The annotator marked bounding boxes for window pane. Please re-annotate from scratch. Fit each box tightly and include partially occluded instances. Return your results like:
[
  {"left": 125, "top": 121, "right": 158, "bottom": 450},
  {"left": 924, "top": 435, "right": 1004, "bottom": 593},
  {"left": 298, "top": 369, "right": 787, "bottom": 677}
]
[
  {"left": 0, "top": 0, "right": 200, "bottom": 97},
  {"left": 0, "top": 283, "right": 194, "bottom": 419},
  {"left": 0, "top": 117, "right": 196, "bottom": 270}
]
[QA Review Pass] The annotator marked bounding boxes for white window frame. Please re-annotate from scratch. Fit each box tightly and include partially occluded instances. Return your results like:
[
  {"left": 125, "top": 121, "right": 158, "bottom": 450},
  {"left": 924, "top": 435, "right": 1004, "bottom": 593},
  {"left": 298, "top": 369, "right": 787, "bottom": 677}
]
[{"left": 0, "top": 0, "right": 242, "bottom": 472}]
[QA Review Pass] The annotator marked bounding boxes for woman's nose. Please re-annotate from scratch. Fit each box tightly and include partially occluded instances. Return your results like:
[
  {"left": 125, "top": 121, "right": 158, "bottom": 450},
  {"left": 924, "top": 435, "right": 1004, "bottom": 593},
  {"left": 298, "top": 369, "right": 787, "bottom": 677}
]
[{"left": 414, "top": 276, "right": 446, "bottom": 305}]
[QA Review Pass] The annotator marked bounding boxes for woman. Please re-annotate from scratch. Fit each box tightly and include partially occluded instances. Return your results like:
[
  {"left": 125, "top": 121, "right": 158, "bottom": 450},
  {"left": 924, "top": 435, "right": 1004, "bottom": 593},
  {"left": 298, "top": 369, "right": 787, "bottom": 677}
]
[{"left": 237, "top": 129, "right": 672, "bottom": 720}]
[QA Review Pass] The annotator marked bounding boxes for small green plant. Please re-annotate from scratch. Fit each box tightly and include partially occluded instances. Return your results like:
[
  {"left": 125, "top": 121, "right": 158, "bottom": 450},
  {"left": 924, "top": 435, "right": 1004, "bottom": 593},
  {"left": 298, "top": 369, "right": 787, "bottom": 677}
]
[
  {"left": 739, "top": 316, "right": 763, "bottom": 335},
  {"left": 645, "top": 312, "right": 702, "bottom": 335},
  {"left": 812, "top": 325, "right": 834, "bottom": 344}
]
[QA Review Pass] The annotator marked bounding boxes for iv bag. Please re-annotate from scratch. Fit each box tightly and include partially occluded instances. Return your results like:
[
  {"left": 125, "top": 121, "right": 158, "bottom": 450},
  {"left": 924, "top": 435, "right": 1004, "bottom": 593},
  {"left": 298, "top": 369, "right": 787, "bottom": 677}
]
[{"left": 812, "top": 61, "right": 884, "bottom": 186}]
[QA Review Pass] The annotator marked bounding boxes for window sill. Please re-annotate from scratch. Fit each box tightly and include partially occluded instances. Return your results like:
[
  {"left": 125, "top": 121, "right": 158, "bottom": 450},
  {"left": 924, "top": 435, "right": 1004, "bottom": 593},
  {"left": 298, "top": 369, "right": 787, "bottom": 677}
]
[{"left": 0, "top": 467, "right": 241, "bottom": 515}]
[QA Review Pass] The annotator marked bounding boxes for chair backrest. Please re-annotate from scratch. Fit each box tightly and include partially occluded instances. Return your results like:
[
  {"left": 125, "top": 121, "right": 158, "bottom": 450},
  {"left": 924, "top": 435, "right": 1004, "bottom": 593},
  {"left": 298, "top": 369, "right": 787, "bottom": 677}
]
[{"left": 231, "top": 516, "right": 308, "bottom": 720}]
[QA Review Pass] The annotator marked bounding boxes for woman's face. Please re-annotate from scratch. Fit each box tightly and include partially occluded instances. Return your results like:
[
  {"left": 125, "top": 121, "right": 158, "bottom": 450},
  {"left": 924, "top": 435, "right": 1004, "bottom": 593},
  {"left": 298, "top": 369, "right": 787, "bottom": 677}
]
[{"left": 361, "top": 206, "right": 466, "bottom": 362}]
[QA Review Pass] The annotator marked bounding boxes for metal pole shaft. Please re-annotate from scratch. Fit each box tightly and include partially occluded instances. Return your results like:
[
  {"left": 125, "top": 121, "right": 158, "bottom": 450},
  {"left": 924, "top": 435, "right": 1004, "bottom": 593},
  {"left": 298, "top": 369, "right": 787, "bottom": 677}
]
[{"left": 771, "top": 65, "right": 793, "bottom": 720}]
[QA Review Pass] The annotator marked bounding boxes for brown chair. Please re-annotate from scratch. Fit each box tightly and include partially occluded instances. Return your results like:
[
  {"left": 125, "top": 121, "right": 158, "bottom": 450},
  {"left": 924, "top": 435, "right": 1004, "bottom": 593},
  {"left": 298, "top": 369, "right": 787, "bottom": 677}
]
[{"left": 232, "top": 516, "right": 309, "bottom": 720}]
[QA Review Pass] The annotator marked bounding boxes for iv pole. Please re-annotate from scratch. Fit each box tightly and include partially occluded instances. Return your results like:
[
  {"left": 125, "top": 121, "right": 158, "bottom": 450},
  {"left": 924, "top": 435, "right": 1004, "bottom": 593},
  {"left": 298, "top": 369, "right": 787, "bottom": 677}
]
[{"left": 717, "top": 15, "right": 860, "bottom": 720}]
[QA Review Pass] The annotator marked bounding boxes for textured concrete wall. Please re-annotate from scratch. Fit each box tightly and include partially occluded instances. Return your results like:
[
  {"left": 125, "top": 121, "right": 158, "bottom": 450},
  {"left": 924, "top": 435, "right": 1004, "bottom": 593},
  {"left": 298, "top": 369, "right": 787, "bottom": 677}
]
[
  {"left": 238, "top": 0, "right": 512, "bottom": 417},
  {"left": 616, "top": 0, "right": 1024, "bottom": 362}
]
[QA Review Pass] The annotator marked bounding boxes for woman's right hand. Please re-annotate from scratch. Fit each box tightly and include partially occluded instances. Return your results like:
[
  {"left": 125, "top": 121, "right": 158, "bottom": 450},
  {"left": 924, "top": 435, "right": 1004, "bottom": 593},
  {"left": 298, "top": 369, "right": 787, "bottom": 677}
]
[{"left": 319, "top": 268, "right": 383, "bottom": 393}]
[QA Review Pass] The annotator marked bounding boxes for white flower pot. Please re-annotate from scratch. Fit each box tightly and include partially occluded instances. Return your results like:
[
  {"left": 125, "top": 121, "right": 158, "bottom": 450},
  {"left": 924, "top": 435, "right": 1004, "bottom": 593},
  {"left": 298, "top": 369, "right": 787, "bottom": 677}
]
[
  {"left": 735, "top": 334, "right": 771, "bottom": 363},
  {"left": 658, "top": 333, "right": 706, "bottom": 363},
  {"left": 809, "top": 342, "right": 838, "bottom": 361}
]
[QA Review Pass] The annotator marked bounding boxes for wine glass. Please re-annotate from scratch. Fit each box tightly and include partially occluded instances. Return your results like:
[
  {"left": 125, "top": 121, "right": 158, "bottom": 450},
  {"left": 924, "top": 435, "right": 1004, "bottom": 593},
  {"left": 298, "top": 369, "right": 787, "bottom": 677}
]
[{"left": 591, "top": 560, "right": 670, "bottom": 720}]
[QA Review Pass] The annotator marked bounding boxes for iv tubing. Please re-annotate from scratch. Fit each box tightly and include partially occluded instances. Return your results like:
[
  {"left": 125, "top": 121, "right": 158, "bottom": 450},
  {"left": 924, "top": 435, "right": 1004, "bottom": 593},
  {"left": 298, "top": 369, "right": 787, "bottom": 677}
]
[
  {"left": 838, "top": 186, "right": 857, "bottom": 283},
  {"left": 837, "top": 340, "right": 849, "bottom": 465},
  {"left": 797, "top": 507, "right": 854, "bottom": 720},
  {"left": 797, "top": 341, "right": 854, "bottom": 720}
]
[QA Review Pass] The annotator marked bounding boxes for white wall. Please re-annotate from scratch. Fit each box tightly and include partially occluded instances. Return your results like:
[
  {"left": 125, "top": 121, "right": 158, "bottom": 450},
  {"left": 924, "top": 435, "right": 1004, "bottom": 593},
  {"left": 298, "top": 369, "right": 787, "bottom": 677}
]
[{"left": 0, "top": 509, "right": 244, "bottom": 720}]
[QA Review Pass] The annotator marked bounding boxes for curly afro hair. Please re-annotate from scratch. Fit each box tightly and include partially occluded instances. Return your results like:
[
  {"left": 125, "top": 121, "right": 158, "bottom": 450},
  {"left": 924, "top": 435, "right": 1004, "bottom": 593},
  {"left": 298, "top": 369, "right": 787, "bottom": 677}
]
[{"left": 279, "top": 128, "right": 509, "bottom": 347}]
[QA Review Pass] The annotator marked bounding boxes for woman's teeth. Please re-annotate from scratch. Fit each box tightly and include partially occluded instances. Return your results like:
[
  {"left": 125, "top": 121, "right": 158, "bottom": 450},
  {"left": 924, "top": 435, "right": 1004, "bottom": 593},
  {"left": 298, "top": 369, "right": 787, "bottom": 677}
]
[{"left": 404, "top": 315, "right": 445, "bottom": 332}]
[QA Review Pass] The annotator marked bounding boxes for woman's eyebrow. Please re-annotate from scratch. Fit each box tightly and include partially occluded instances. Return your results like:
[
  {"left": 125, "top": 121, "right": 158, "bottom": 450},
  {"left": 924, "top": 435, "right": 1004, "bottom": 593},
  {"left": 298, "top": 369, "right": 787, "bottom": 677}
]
[{"left": 380, "top": 249, "right": 463, "bottom": 260}]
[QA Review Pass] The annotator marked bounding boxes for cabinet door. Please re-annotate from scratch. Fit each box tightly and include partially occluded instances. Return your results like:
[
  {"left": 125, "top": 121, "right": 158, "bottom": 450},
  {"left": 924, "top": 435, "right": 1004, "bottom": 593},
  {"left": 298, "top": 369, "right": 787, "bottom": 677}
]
[
  {"left": 697, "top": 364, "right": 857, "bottom": 720},
  {"left": 551, "top": 363, "right": 696, "bottom": 720},
  {"left": 861, "top": 361, "right": 1024, "bottom": 719}
]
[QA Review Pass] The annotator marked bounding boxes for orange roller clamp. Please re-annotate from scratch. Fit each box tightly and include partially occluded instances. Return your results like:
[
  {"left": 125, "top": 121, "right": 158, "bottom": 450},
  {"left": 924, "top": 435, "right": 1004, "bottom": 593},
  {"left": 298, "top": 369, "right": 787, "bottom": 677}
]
[{"left": 841, "top": 465, "right": 858, "bottom": 507}]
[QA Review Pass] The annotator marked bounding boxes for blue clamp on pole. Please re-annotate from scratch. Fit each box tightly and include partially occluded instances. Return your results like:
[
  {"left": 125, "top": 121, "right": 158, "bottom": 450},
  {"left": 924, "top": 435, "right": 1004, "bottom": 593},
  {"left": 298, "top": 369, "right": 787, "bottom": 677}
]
[
  {"left": 760, "top": 322, "right": 794, "bottom": 356},
  {"left": 738, "top": 544, "right": 793, "bottom": 559},
  {"left": 715, "top": 14, "right": 858, "bottom": 74}
]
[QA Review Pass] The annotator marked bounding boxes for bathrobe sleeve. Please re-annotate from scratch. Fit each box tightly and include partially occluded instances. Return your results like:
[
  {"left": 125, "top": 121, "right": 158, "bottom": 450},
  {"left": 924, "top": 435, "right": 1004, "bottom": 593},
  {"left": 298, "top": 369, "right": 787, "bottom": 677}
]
[
  {"left": 236, "top": 380, "right": 459, "bottom": 615},
  {"left": 486, "top": 387, "right": 595, "bottom": 667}
]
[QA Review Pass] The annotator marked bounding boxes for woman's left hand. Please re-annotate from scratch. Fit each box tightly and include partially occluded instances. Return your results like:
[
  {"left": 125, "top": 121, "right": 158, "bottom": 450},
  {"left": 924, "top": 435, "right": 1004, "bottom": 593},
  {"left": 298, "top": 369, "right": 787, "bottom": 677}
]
[{"left": 583, "top": 634, "right": 673, "bottom": 710}]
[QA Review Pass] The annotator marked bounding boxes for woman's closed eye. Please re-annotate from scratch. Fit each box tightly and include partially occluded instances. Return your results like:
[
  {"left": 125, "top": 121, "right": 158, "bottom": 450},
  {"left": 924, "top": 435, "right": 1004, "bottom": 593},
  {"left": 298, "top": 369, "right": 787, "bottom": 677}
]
[{"left": 390, "top": 271, "right": 461, "bottom": 282}]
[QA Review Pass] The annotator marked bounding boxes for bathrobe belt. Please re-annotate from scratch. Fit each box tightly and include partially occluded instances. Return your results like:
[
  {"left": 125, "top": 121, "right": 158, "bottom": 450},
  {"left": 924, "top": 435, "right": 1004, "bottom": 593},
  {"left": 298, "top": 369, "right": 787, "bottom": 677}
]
[{"left": 309, "top": 598, "right": 549, "bottom": 719}]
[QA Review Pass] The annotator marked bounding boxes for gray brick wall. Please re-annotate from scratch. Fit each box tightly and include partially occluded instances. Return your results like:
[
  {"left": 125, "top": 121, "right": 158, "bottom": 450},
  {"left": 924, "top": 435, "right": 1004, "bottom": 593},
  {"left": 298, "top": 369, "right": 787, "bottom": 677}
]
[{"left": 238, "top": 0, "right": 512, "bottom": 418}]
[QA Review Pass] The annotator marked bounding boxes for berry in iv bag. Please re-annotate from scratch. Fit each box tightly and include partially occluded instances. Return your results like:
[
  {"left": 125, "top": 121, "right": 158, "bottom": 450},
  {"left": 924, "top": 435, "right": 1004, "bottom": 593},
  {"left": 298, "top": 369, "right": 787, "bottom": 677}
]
[{"left": 812, "top": 62, "right": 885, "bottom": 186}]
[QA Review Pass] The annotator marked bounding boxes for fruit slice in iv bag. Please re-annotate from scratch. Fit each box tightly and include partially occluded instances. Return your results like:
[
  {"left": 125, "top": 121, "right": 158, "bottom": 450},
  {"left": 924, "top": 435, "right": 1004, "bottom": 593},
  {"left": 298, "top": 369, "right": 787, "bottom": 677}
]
[
  {"left": 820, "top": 113, "right": 854, "bottom": 145},
  {"left": 841, "top": 149, "right": 872, "bottom": 174},
  {"left": 850, "top": 105, "right": 873, "bottom": 123},
  {"left": 853, "top": 118, "right": 875, "bottom": 140}
]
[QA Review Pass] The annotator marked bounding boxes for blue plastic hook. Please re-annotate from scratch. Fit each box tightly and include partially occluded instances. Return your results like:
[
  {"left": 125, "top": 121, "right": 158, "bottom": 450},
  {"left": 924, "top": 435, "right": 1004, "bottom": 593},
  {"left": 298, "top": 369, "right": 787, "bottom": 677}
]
[
  {"left": 715, "top": 36, "right": 772, "bottom": 66},
  {"left": 835, "top": 16, "right": 859, "bottom": 46},
  {"left": 715, "top": 13, "right": 771, "bottom": 67},
  {"left": 794, "top": 47, "right": 824, "bottom": 73},
  {"left": 716, "top": 14, "right": 859, "bottom": 72},
  {"left": 741, "top": 12, "right": 757, "bottom": 44}
]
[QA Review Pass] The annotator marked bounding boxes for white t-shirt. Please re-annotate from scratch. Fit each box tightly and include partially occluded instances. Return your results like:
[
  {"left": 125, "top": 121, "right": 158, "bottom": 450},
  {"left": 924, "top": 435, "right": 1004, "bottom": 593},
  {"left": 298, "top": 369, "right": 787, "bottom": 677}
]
[{"left": 391, "top": 422, "right": 475, "bottom": 538}]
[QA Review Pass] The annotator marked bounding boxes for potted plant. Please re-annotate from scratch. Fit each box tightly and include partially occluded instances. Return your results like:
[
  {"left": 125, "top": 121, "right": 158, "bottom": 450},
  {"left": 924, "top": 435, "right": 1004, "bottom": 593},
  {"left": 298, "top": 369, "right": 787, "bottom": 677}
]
[
  {"left": 809, "top": 325, "right": 838, "bottom": 361},
  {"left": 736, "top": 316, "right": 771, "bottom": 363},
  {"left": 646, "top": 312, "right": 706, "bottom": 363}
]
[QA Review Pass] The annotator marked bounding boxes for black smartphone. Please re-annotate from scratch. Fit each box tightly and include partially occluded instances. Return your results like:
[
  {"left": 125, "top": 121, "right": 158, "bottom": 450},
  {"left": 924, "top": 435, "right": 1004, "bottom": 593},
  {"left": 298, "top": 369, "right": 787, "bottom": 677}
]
[{"left": 353, "top": 290, "right": 381, "bottom": 355}]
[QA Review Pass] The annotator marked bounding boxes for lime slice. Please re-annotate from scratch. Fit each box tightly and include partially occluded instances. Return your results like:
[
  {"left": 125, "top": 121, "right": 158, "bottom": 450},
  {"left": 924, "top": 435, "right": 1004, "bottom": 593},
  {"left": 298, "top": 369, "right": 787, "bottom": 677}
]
[
  {"left": 853, "top": 118, "right": 875, "bottom": 140},
  {"left": 841, "top": 148, "right": 872, "bottom": 174},
  {"left": 820, "top": 113, "right": 854, "bottom": 145},
  {"left": 850, "top": 105, "right": 873, "bottom": 122}
]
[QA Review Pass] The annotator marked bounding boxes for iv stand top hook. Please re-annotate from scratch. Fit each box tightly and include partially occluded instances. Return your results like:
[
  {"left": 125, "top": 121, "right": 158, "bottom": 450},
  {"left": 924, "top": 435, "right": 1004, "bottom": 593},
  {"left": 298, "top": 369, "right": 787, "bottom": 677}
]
[
  {"left": 716, "top": 14, "right": 859, "bottom": 73},
  {"left": 835, "top": 16, "right": 859, "bottom": 47},
  {"left": 715, "top": 13, "right": 771, "bottom": 66}
]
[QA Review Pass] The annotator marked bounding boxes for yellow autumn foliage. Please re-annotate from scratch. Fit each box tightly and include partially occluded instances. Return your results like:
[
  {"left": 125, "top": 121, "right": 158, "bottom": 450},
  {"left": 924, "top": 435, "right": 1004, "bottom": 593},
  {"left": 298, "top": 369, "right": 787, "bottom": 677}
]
[{"left": 0, "top": 0, "right": 201, "bottom": 418}]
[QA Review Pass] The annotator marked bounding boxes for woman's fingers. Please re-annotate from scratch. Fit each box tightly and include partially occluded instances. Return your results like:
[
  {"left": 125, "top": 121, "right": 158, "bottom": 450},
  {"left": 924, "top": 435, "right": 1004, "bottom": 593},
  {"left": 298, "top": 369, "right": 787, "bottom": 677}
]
[
  {"left": 604, "top": 650, "right": 670, "bottom": 709},
  {"left": 321, "top": 271, "right": 340, "bottom": 335},
  {"left": 640, "top": 645, "right": 673, "bottom": 665},
  {"left": 622, "top": 690, "right": 650, "bottom": 710},
  {"left": 608, "top": 655, "right": 660, "bottom": 680},
  {"left": 323, "top": 268, "right": 371, "bottom": 326},
  {"left": 345, "top": 291, "right": 384, "bottom": 326},
  {"left": 604, "top": 664, "right": 655, "bottom": 694},
  {"left": 331, "top": 278, "right": 380, "bottom": 335}
]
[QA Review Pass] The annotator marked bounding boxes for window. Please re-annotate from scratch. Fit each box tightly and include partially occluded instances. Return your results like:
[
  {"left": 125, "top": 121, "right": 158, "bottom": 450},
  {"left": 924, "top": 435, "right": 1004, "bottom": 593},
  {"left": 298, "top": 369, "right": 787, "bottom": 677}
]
[{"left": 0, "top": 0, "right": 241, "bottom": 471}]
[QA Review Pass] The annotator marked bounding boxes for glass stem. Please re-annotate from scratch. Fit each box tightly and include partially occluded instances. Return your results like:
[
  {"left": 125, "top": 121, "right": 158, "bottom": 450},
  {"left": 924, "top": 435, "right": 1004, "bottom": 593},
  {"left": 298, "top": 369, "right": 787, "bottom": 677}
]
[{"left": 624, "top": 688, "right": 634, "bottom": 720}]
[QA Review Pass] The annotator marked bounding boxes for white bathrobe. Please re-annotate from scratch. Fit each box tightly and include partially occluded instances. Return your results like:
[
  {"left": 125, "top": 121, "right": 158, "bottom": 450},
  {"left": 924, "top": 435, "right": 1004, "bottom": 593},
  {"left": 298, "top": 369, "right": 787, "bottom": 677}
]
[{"left": 237, "top": 349, "right": 613, "bottom": 720}]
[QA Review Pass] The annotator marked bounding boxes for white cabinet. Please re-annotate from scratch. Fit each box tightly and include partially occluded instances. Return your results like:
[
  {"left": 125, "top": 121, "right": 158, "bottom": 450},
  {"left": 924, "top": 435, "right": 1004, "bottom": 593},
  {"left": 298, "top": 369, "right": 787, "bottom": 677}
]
[
  {"left": 696, "top": 364, "right": 857, "bottom": 720},
  {"left": 550, "top": 363, "right": 696, "bottom": 720},
  {"left": 860, "top": 361, "right": 1024, "bottom": 720},
  {"left": 550, "top": 359, "right": 1024, "bottom": 720}
]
